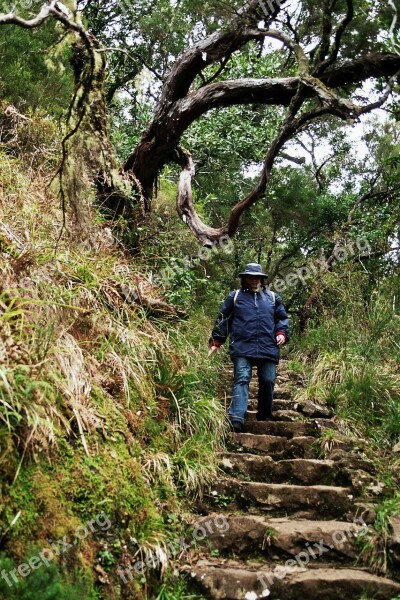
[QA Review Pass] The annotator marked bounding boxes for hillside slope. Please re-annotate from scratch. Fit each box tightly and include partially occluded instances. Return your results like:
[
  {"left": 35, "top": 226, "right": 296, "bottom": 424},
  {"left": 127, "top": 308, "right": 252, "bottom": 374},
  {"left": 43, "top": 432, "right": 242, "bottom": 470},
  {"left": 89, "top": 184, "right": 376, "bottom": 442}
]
[{"left": 0, "top": 129, "right": 227, "bottom": 599}]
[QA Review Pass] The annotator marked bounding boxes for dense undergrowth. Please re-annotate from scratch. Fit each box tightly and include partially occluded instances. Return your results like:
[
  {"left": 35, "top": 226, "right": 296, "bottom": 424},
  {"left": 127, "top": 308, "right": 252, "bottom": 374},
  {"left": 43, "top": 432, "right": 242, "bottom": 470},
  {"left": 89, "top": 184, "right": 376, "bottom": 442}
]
[
  {"left": 0, "top": 113, "right": 228, "bottom": 599},
  {"left": 292, "top": 270, "right": 400, "bottom": 450},
  {"left": 288, "top": 270, "right": 400, "bottom": 576}
]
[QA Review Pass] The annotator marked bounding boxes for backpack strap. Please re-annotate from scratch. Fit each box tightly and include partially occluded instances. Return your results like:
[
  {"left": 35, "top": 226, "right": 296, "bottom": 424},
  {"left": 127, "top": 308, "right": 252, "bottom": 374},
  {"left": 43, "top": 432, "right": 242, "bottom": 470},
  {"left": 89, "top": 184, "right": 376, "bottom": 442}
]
[{"left": 234, "top": 288, "right": 276, "bottom": 305}]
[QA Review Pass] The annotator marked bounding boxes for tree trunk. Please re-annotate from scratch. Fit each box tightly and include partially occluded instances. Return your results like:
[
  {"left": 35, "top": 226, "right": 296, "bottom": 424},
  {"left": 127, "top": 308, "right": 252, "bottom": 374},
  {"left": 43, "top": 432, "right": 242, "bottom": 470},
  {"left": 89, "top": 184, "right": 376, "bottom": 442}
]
[{"left": 61, "top": 40, "right": 133, "bottom": 234}]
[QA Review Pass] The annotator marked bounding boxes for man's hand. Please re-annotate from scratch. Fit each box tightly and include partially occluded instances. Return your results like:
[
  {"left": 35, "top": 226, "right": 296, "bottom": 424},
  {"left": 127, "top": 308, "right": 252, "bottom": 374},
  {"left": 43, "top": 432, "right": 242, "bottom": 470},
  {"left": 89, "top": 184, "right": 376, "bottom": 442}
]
[
  {"left": 276, "top": 334, "right": 286, "bottom": 346},
  {"left": 208, "top": 345, "right": 220, "bottom": 357}
]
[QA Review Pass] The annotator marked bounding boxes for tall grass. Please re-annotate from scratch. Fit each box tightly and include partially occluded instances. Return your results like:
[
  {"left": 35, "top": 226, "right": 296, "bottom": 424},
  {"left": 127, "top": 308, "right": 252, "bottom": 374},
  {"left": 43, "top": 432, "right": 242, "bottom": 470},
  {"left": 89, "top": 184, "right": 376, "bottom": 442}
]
[
  {"left": 0, "top": 144, "right": 226, "bottom": 599},
  {"left": 295, "top": 270, "right": 400, "bottom": 448}
]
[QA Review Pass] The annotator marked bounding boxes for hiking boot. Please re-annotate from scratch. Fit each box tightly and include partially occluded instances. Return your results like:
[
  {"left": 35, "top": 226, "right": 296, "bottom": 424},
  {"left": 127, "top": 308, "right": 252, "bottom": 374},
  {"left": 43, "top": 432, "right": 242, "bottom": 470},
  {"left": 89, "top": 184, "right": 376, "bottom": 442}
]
[
  {"left": 230, "top": 421, "right": 243, "bottom": 433},
  {"left": 256, "top": 415, "right": 273, "bottom": 422}
]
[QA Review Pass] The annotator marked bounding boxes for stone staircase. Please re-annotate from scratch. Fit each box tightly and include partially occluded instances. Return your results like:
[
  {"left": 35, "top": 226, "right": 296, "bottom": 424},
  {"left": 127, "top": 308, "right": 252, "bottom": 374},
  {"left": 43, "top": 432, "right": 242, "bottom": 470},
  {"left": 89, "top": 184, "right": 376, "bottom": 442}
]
[{"left": 183, "top": 361, "right": 400, "bottom": 599}]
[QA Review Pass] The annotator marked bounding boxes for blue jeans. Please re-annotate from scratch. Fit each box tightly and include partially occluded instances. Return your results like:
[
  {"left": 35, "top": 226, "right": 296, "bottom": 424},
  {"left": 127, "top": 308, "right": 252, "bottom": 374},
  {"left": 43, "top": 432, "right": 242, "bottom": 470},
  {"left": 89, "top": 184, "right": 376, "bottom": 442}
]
[{"left": 228, "top": 357, "right": 276, "bottom": 424}]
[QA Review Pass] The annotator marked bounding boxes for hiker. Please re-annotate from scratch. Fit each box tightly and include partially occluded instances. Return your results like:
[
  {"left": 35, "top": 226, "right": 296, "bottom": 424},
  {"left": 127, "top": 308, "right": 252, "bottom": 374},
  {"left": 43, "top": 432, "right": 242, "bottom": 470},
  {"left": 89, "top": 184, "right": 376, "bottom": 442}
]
[{"left": 208, "top": 263, "right": 289, "bottom": 433}]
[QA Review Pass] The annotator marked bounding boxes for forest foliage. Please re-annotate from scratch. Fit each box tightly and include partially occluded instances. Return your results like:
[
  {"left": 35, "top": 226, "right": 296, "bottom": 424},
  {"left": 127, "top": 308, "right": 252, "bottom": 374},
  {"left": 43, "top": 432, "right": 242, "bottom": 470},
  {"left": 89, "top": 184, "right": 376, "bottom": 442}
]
[{"left": 0, "top": 0, "right": 399, "bottom": 598}]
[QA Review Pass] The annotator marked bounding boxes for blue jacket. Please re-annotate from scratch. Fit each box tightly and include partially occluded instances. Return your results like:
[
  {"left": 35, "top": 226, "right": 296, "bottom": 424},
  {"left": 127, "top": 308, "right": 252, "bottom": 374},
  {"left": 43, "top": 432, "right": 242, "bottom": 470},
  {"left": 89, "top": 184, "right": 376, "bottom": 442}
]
[{"left": 210, "top": 287, "right": 289, "bottom": 363}]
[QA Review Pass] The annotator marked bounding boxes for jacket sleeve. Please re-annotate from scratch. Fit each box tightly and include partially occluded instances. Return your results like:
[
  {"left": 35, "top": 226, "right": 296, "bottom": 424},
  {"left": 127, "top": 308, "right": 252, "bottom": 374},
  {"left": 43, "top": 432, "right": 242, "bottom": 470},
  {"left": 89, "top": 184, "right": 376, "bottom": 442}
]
[
  {"left": 274, "top": 294, "right": 289, "bottom": 340},
  {"left": 209, "top": 292, "right": 235, "bottom": 346}
]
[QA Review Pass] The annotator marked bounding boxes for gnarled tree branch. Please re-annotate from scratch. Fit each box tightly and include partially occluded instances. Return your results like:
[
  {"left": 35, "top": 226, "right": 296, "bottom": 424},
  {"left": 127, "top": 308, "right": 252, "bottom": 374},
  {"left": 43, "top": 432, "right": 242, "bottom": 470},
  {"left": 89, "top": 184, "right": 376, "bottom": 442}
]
[
  {"left": 123, "top": 50, "right": 400, "bottom": 215},
  {"left": 0, "top": 1, "right": 57, "bottom": 27},
  {"left": 129, "top": 45, "right": 400, "bottom": 245},
  {"left": 2, "top": 1, "right": 400, "bottom": 248}
]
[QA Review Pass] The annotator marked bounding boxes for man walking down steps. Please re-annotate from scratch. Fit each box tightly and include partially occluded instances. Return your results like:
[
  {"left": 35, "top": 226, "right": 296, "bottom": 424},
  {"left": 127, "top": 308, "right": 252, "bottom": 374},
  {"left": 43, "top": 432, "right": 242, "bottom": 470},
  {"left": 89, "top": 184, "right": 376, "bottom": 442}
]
[{"left": 208, "top": 263, "right": 289, "bottom": 432}]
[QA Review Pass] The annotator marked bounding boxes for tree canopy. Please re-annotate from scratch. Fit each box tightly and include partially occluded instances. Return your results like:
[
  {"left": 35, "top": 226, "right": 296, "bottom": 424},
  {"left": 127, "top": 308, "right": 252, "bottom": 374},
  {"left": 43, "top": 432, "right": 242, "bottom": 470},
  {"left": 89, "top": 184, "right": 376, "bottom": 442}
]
[{"left": 0, "top": 0, "right": 399, "bottom": 249}]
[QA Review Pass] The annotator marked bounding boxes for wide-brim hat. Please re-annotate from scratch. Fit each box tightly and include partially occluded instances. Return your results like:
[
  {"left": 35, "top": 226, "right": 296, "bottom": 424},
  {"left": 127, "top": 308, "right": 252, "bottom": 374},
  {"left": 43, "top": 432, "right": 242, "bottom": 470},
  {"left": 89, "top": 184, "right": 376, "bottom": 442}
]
[{"left": 239, "top": 263, "right": 268, "bottom": 277}]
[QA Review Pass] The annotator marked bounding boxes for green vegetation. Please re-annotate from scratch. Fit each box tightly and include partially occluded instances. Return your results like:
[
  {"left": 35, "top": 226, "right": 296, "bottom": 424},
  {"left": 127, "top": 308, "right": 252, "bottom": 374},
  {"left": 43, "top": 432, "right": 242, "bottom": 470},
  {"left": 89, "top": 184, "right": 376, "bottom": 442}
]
[
  {"left": 0, "top": 142, "right": 227, "bottom": 597},
  {"left": 0, "top": 22, "right": 73, "bottom": 117},
  {"left": 294, "top": 270, "right": 400, "bottom": 449},
  {"left": 355, "top": 493, "right": 400, "bottom": 576},
  {"left": 262, "top": 527, "right": 277, "bottom": 549},
  {"left": 0, "top": 0, "right": 400, "bottom": 597},
  {"left": 0, "top": 556, "right": 100, "bottom": 599}
]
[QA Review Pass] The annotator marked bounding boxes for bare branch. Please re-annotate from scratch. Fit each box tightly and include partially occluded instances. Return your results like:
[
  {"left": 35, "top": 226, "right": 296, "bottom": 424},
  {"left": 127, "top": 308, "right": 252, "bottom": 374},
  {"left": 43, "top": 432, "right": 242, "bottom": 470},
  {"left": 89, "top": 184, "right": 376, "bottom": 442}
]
[
  {"left": 357, "top": 72, "right": 400, "bottom": 116},
  {"left": 282, "top": 10, "right": 301, "bottom": 45},
  {"left": 314, "top": 154, "right": 333, "bottom": 190},
  {"left": 157, "top": 0, "right": 286, "bottom": 107},
  {"left": 168, "top": 66, "right": 361, "bottom": 141},
  {"left": 249, "top": 27, "right": 309, "bottom": 73},
  {"left": 0, "top": 1, "right": 92, "bottom": 48},
  {"left": 280, "top": 152, "right": 306, "bottom": 165},
  {"left": 175, "top": 83, "right": 309, "bottom": 243},
  {"left": 298, "top": 133, "right": 334, "bottom": 190},
  {"left": 0, "top": 1, "right": 56, "bottom": 27},
  {"left": 127, "top": 42, "right": 400, "bottom": 243},
  {"left": 125, "top": 51, "right": 400, "bottom": 176},
  {"left": 310, "top": 0, "right": 333, "bottom": 64},
  {"left": 175, "top": 66, "right": 369, "bottom": 246},
  {"left": 176, "top": 151, "right": 227, "bottom": 246},
  {"left": 99, "top": 47, "right": 163, "bottom": 82},
  {"left": 199, "top": 54, "right": 232, "bottom": 88}
]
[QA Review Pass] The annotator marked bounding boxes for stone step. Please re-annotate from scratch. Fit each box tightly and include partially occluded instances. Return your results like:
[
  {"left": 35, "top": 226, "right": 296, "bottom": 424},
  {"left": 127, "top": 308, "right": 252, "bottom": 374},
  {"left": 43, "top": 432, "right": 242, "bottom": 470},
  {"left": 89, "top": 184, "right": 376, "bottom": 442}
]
[
  {"left": 273, "top": 399, "right": 297, "bottom": 411},
  {"left": 299, "top": 401, "right": 334, "bottom": 419},
  {"left": 229, "top": 433, "right": 288, "bottom": 456},
  {"left": 226, "top": 387, "right": 293, "bottom": 400},
  {"left": 285, "top": 436, "right": 320, "bottom": 459},
  {"left": 187, "top": 561, "right": 400, "bottom": 600},
  {"left": 246, "top": 400, "right": 333, "bottom": 419},
  {"left": 192, "top": 514, "right": 368, "bottom": 560},
  {"left": 230, "top": 434, "right": 319, "bottom": 459},
  {"left": 245, "top": 409, "right": 305, "bottom": 422},
  {"left": 196, "top": 361, "right": 398, "bottom": 600},
  {"left": 313, "top": 418, "right": 343, "bottom": 432},
  {"left": 207, "top": 478, "right": 354, "bottom": 519},
  {"left": 243, "top": 420, "right": 317, "bottom": 438},
  {"left": 218, "top": 455, "right": 347, "bottom": 486},
  {"left": 248, "top": 387, "right": 293, "bottom": 400},
  {"left": 248, "top": 399, "right": 297, "bottom": 411}
]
